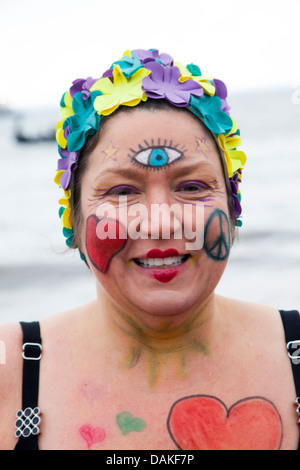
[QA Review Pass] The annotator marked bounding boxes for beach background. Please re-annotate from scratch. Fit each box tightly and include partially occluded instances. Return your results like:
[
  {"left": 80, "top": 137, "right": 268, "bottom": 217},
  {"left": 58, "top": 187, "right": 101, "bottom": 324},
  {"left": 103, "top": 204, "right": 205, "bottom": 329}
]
[{"left": 1, "top": 0, "right": 300, "bottom": 323}]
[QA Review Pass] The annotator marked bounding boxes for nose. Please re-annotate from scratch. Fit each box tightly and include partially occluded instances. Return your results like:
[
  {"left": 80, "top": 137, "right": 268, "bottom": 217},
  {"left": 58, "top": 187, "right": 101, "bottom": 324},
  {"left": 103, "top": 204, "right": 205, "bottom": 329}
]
[{"left": 138, "top": 187, "right": 183, "bottom": 240}]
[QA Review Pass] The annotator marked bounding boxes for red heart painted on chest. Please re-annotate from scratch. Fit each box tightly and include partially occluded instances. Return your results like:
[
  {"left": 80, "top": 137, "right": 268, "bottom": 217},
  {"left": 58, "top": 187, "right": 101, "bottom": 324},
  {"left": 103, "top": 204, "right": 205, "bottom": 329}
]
[
  {"left": 167, "top": 395, "right": 283, "bottom": 450},
  {"left": 86, "top": 215, "right": 127, "bottom": 273},
  {"left": 79, "top": 424, "right": 106, "bottom": 450}
]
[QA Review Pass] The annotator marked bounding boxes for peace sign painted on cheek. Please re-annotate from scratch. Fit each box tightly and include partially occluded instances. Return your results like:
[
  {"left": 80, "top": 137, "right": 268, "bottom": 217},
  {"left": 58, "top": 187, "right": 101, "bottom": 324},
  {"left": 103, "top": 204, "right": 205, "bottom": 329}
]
[{"left": 203, "top": 209, "right": 231, "bottom": 262}]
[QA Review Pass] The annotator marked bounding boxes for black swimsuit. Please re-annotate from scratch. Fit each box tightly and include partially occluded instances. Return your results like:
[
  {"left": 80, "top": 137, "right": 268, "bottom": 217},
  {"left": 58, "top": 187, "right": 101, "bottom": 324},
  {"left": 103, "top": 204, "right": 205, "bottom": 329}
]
[{"left": 14, "top": 310, "right": 300, "bottom": 450}]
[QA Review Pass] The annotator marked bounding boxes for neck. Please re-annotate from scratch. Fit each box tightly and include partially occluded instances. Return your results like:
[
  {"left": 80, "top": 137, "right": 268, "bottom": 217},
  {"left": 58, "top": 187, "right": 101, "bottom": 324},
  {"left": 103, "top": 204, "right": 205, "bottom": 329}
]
[{"left": 94, "top": 289, "right": 219, "bottom": 388}]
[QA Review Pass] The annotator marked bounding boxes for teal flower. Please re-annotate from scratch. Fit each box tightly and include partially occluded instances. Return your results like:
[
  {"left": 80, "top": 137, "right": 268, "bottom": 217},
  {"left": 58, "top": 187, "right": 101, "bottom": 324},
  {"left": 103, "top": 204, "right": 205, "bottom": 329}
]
[
  {"left": 186, "top": 63, "right": 202, "bottom": 76},
  {"left": 189, "top": 94, "right": 233, "bottom": 135},
  {"left": 112, "top": 52, "right": 143, "bottom": 77},
  {"left": 62, "top": 226, "right": 87, "bottom": 261},
  {"left": 63, "top": 90, "right": 103, "bottom": 152},
  {"left": 62, "top": 226, "right": 74, "bottom": 248}
]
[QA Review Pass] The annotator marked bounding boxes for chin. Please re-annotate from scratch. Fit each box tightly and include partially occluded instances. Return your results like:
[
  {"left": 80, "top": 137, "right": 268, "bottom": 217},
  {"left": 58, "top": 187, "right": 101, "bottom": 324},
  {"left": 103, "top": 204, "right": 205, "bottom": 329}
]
[{"left": 124, "top": 288, "right": 203, "bottom": 323}]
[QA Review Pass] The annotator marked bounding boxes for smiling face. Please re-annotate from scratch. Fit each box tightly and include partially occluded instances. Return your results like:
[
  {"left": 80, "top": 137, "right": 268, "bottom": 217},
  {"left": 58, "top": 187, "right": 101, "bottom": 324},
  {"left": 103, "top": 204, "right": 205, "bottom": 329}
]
[{"left": 79, "top": 107, "right": 231, "bottom": 327}]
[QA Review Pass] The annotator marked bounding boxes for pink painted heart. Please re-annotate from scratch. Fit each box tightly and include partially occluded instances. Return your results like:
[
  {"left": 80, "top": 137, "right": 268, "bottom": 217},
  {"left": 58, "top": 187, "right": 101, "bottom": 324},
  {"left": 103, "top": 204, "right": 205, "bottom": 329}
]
[
  {"left": 86, "top": 215, "right": 127, "bottom": 273},
  {"left": 79, "top": 424, "right": 106, "bottom": 450},
  {"left": 167, "top": 395, "right": 283, "bottom": 450}
]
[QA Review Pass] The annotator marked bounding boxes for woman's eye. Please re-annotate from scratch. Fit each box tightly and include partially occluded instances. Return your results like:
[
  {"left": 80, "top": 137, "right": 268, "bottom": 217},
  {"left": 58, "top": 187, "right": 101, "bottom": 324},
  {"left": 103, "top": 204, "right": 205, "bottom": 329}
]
[
  {"left": 132, "top": 146, "right": 183, "bottom": 169},
  {"left": 107, "top": 185, "right": 138, "bottom": 196},
  {"left": 176, "top": 181, "right": 210, "bottom": 193}
]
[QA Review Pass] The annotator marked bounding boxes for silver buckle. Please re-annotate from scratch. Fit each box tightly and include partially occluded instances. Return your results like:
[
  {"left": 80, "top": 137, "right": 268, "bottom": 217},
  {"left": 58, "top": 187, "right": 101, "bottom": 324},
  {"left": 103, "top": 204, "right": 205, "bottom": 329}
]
[
  {"left": 22, "top": 342, "right": 42, "bottom": 361},
  {"left": 287, "top": 340, "right": 300, "bottom": 359}
]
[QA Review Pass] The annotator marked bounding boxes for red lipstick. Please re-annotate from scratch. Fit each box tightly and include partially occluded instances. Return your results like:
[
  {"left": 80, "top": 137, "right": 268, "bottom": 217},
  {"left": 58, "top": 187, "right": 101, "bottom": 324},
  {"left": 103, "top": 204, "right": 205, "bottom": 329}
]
[
  {"left": 146, "top": 249, "right": 179, "bottom": 258},
  {"left": 133, "top": 249, "right": 188, "bottom": 283},
  {"left": 152, "top": 268, "right": 179, "bottom": 283}
]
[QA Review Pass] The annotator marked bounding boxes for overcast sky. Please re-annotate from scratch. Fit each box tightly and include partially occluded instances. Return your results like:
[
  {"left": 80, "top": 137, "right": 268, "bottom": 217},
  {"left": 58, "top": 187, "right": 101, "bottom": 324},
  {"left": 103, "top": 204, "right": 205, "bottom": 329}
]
[{"left": 1, "top": 0, "right": 300, "bottom": 110}]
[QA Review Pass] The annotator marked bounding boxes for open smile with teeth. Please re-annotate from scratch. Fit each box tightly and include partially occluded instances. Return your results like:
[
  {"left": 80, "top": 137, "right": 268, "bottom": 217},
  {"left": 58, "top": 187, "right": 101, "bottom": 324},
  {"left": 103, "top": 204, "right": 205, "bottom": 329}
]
[{"left": 134, "top": 254, "right": 190, "bottom": 268}]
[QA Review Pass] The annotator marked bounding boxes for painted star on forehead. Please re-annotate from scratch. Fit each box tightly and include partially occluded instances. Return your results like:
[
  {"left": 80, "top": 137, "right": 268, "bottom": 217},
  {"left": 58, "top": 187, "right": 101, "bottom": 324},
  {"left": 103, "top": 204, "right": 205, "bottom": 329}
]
[
  {"left": 103, "top": 141, "right": 118, "bottom": 161},
  {"left": 195, "top": 137, "right": 209, "bottom": 157}
]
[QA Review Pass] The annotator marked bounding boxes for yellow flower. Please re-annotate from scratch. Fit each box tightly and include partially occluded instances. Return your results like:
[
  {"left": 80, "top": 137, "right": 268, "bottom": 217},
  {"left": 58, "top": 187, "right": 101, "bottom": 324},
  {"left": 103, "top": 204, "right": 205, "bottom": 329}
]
[
  {"left": 55, "top": 90, "right": 74, "bottom": 149},
  {"left": 91, "top": 64, "right": 150, "bottom": 116},
  {"left": 218, "top": 118, "right": 247, "bottom": 178},
  {"left": 58, "top": 188, "right": 72, "bottom": 230},
  {"left": 54, "top": 169, "right": 64, "bottom": 187},
  {"left": 175, "top": 62, "right": 215, "bottom": 96}
]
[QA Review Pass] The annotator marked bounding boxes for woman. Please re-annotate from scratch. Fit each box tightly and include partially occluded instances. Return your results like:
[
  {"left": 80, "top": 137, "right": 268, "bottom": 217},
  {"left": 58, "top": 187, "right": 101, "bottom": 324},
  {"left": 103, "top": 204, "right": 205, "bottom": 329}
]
[{"left": 1, "top": 48, "right": 299, "bottom": 450}]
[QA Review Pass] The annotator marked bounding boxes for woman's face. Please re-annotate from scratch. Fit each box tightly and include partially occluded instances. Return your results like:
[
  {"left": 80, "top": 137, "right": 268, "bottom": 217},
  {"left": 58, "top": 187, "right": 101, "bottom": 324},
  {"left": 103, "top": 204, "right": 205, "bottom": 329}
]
[{"left": 80, "top": 108, "right": 231, "bottom": 326}]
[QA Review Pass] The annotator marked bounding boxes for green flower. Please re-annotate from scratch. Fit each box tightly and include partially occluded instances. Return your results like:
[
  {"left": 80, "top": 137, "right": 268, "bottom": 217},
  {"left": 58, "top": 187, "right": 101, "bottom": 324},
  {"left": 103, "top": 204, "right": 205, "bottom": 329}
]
[
  {"left": 190, "top": 94, "right": 233, "bottom": 135},
  {"left": 63, "top": 90, "right": 102, "bottom": 152}
]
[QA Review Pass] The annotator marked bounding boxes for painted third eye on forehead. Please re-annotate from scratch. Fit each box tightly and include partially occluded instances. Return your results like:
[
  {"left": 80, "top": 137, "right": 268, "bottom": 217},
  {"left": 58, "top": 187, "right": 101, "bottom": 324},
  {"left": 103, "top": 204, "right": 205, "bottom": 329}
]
[{"left": 128, "top": 139, "right": 186, "bottom": 170}]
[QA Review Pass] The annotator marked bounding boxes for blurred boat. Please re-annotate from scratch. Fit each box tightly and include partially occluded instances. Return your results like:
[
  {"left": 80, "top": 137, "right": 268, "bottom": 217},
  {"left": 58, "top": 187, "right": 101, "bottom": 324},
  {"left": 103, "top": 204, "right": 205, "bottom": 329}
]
[{"left": 13, "top": 107, "right": 57, "bottom": 143}]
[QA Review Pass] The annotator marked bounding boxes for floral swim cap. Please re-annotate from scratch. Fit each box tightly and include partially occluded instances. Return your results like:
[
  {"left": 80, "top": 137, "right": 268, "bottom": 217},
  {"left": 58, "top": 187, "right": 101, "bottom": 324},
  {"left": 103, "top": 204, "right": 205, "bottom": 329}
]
[{"left": 54, "top": 48, "right": 246, "bottom": 250}]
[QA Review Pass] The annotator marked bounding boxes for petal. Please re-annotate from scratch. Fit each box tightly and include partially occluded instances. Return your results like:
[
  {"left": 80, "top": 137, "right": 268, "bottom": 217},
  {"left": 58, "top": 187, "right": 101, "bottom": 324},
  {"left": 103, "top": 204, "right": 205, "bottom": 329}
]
[
  {"left": 112, "top": 64, "right": 128, "bottom": 86},
  {"left": 70, "top": 78, "right": 86, "bottom": 98},
  {"left": 230, "top": 149, "right": 247, "bottom": 172},
  {"left": 93, "top": 94, "right": 120, "bottom": 115},
  {"left": 59, "top": 169, "right": 72, "bottom": 190},
  {"left": 67, "top": 129, "right": 86, "bottom": 152},
  {"left": 61, "top": 205, "right": 72, "bottom": 230},
  {"left": 57, "top": 158, "right": 69, "bottom": 171},
  {"left": 142, "top": 76, "right": 162, "bottom": 92},
  {"left": 213, "top": 79, "right": 228, "bottom": 99},
  {"left": 90, "top": 77, "right": 114, "bottom": 94},
  {"left": 54, "top": 169, "right": 64, "bottom": 186},
  {"left": 56, "top": 125, "right": 67, "bottom": 149},
  {"left": 165, "top": 65, "right": 181, "bottom": 85},
  {"left": 165, "top": 89, "right": 190, "bottom": 107},
  {"left": 143, "top": 61, "right": 165, "bottom": 82},
  {"left": 128, "top": 67, "right": 150, "bottom": 86},
  {"left": 197, "top": 80, "right": 215, "bottom": 96},
  {"left": 159, "top": 52, "right": 173, "bottom": 66}
]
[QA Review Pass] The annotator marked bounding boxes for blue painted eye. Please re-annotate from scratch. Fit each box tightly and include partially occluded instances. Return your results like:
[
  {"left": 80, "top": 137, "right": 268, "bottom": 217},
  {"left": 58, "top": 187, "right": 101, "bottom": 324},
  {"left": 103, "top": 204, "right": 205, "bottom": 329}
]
[{"left": 132, "top": 147, "right": 183, "bottom": 168}]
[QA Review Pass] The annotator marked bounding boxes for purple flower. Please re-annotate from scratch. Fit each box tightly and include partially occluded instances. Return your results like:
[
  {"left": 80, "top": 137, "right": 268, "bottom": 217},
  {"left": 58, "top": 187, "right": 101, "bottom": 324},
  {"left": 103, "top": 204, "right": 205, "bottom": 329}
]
[
  {"left": 142, "top": 62, "right": 203, "bottom": 107},
  {"left": 57, "top": 148, "right": 78, "bottom": 190},
  {"left": 63, "top": 124, "right": 70, "bottom": 141},
  {"left": 70, "top": 77, "right": 98, "bottom": 100},
  {"left": 232, "top": 193, "right": 242, "bottom": 218},
  {"left": 213, "top": 79, "right": 231, "bottom": 115},
  {"left": 132, "top": 49, "right": 173, "bottom": 67},
  {"left": 229, "top": 171, "right": 242, "bottom": 218}
]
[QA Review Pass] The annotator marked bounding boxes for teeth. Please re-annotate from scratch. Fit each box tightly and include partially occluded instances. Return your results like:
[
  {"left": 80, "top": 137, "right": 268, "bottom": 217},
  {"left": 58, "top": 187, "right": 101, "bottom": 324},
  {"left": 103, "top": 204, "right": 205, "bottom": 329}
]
[{"left": 136, "top": 255, "right": 187, "bottom": 268}]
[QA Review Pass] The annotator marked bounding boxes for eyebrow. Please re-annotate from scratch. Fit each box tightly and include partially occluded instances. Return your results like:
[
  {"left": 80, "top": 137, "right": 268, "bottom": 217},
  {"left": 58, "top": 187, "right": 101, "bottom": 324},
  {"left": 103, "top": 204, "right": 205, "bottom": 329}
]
[
  {"left": 92, "top": 161, "right": 218, "bottom": 184},
  {"left": 92, "top": 166, "right": 145, "bottom": 184}
]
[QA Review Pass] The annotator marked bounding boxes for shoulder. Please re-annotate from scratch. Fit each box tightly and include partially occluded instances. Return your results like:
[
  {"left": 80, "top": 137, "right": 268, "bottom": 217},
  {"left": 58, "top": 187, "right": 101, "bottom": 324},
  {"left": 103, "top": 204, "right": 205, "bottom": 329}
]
[
  {"left": 216, "top": 295, "right": 282, "bottom": 319},
  {"left": 0, "top": 322, "right": 23, "bottom": 449},
  {"left": 39, "top": 301, "right": 98, "bottom": 360},
  {"left": 0, "top": 321, "right": 23, "bottom": 380},
  {"left": 40, "top": 301, "right": 97, "bottom": 339},
  {"left": 216, "top": 295, "right": 290, "bottom": 342}
]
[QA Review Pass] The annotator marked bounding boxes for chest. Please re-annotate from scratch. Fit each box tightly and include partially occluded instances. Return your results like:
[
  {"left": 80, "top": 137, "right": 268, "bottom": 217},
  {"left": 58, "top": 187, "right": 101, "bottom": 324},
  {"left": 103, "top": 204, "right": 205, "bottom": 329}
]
[
  {"left": 18, "top": 320, "right": 300, "bottom": 451},
  {"left": 35, "top": 370, "right": 300, "bottom": 451}
]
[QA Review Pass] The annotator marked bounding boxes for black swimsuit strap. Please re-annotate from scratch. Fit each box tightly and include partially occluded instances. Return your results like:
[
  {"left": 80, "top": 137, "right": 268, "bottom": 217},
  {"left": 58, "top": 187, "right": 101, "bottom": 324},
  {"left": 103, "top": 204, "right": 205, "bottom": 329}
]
[
  {"left": 14, "top": 321, "right": 42, "bottom": 451},
  {"left": 279, "top": 310, "right": 300, "bottom": 397},
  {"left": 279, "top": 309, "right": 300, "bottom": 450}
]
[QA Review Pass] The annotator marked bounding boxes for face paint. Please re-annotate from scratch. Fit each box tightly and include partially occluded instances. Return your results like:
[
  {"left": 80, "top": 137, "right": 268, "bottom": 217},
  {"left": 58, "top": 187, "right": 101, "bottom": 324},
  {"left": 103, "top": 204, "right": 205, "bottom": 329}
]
[
  {"left": 79, "top": 424, "right": 106, "bottom": 450},
  {"left": 203, "top": 209, "right": 231, "bottom": 261},
  {"left": 167, "top": 395, "right": 283, "bottom": 450},
  {"left": 116, "top": 411, "right": 147, "bottom": 436},
  {"left": 195, "top": 136, "right": 209, "bottom": 157},
  {"left": 86, "top": 214, "right": 127, "bottom": 273},
  {"left": 129, "top": 139, "right": 185, "bottom": 170},
  {"left": 102, "top": 141, "right": 118, "bottom": 162}
]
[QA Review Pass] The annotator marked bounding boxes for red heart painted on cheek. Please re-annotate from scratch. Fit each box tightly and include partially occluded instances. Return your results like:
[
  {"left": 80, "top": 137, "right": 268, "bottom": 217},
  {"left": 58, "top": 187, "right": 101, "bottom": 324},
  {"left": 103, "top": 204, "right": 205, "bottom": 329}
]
[
  {"left": 167, "top": 395, "right": 283, "bottom": 450},
  {"left": 86, "top": 215, "right": 127, "bottom": 273}
]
